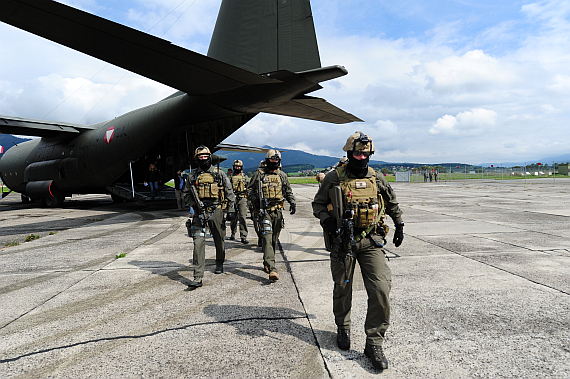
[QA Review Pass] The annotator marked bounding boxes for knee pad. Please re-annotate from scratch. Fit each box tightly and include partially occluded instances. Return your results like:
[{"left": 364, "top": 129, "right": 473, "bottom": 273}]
[
  {"left": 263, "top": 219, "right": 273, "bottom": 233},
  {"left": 190, "top": 226, "right": 206, "bottom": 238}
]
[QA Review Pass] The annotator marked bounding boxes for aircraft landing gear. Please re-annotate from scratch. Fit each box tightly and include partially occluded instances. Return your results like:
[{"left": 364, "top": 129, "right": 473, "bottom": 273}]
[
  {"left": 34, "top": 198, "right": 46, "bottom": 207},
  {"left": 21, "top": 194, "right": 31, "bottom": 204},
  {"left": 45, "top": 192, "right": 65, "bottom": 208}
]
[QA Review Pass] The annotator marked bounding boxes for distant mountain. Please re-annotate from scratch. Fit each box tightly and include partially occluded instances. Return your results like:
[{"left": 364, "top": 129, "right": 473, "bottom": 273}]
[
  {"left": 0, "top": 135, "right": 32, "bottom": 154},
  {"left": 479, "top": 154, "right": 570, "bottom": 167},
  {"left": 217, "top": 146, "right": 389, "bottom": 171},
  {"left": 537, "top": 154, "right": 570, "bottom": 164}
]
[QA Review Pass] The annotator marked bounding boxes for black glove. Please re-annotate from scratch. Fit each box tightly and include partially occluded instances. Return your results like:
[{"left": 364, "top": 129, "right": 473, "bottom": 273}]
[
  {"left": 393, "top": 222, "right": 404, "bottom": 247},
  {"left": 324, "top": 217, "right": 337, "bottom": 234},
  {"left": 226, "top": 212, "right": 235, "bottom": 222},
  {"left": 290, "top": 203, "right": 296, "bottom": 215}
]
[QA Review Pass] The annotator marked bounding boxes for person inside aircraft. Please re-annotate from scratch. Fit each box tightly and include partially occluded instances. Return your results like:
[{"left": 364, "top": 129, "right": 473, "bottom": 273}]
[
  {"left": 174, "top": 170, "right": 185, "bottom": 210},
  {"left": 144, "top": 163, "right": 161, "bottom": 198}
]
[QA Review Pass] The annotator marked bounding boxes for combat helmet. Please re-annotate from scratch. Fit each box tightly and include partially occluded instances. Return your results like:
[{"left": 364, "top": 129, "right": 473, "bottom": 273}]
[
  {"left": 265, "top": 149, "right": 281, "bottom": 160},
  {"left": 342, "top": 131, "right": 374, "bottom": 155},
  {"left": 233, "top": 159, "right": 243, "bottom": 167},
  {"left": 194, "top": 145, "right": 211, "bottom": 157}
]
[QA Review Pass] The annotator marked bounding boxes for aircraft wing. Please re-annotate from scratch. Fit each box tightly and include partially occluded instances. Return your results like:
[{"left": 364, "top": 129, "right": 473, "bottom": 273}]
[
  {"left": 1, "top": 0, "right": 279, "bottom": 96},
  {"left": 0, "top": 115, "right": 98, "bottom": 138},
  {"left": 215, "top": 143, "right": 274, "bottom": 154},
  {"left": 261, "top": 96, "right": 363, "bottom": 124}
]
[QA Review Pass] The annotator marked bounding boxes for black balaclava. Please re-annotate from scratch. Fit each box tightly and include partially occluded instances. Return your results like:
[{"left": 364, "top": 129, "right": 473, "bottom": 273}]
[
  {"left": 233, "top": 166, "right": 242, "bottom": 174},
  {"left": 266, "top": 159, "right": 280, "bottom": 171},
  {"left": 197, "top": 156, "right": 212, "bottom": 171},
  {"left": 346, "top": 151, "right": 369, "bottom": 179}
]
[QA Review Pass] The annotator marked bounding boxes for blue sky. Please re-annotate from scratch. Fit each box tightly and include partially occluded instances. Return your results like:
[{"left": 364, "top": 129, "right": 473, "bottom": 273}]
[{"left": 1, "top": 0, "right": 569, "bottom": 164}]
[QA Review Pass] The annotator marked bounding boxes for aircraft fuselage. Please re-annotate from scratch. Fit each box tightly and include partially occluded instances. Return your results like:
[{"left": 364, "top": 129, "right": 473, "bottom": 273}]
[{"left": 0, "top": 93, "right": 239, "bottom": 198}]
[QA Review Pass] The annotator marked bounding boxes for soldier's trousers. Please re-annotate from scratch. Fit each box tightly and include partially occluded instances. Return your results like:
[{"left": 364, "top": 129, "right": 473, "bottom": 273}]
[
  {"left": 261, "top": 209, "right": 283, "bottom": 273},
  {"left": 190, "top": 207, "right": 226, "bottom": 279},
  {"left": 230, "top": 197, "right": 248, "bottom": 238},
  {"left": 330, "top": 235, "right": 391, "bottom": 346}
]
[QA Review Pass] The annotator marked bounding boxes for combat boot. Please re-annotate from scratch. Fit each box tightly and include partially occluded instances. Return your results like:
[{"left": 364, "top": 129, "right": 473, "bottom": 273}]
[
  {"left": 229, "top": 234, "right": 235, "bottom": 240},
  {"left": 269, "top": 271, "right": 279, "bottom": 281},
  {"left": 215, "top": 264, "right": 223, "bottom": 274},
  {"left": 188, "top": 277, "right": 203, "bottom": 289},
  {"left": 336, "top": 328, "right": 350, "bottom": 350},
  {"left": 241, "top": 237, "right": 249, "bottom": 244},
  {"left": 364, "top": 344, "right": 388, "bottom": 370}
]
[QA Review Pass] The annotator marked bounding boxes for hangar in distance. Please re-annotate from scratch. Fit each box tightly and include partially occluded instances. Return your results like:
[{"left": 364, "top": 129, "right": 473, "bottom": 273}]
[{"left": 0, "top": 0, "right": 361, "bottom": 207}]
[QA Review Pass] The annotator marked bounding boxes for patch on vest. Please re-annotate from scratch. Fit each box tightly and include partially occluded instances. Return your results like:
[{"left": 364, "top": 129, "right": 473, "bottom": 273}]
[{"left": 355, "top": 181, "right": 368, "bottom": 189}]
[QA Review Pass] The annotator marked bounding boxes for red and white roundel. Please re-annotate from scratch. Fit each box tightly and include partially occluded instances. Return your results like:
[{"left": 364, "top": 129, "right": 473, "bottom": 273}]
[{"left": 104, "top": 126, "right": 115, "bottom": 144}]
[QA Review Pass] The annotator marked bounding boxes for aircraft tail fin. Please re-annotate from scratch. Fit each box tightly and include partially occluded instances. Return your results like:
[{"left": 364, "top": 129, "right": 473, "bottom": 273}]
[{"left": 208, "top": 0, "right": 321, "bottom": 74}]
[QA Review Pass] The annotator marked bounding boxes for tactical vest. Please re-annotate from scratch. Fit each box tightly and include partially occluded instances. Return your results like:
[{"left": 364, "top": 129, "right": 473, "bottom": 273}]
[
  {"left": 336, "top": 166, "right": 386, "bottom": 230},
  {"left": 232, "top": 173, "right": 247, "bottom": 198},
  {"left": 194, "top": 171, "right": 225, "bottom": 207},
  {"left": 262, "top": 173, "right": 284, "bottom": 210}
]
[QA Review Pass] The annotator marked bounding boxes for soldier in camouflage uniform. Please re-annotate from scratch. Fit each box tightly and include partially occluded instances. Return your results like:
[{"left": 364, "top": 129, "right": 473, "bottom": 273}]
[
  {"left": 312, "top": 132, "right": 404, "bottom": 371},
  {"left": 229, "top": 160, "right": 249, "bottom": 244},
  {"left": 247, "top": 150, "right": 296, "bottom": 281},
  {"left": 183, "top": 146, "right": 236, "bottom": 288}
]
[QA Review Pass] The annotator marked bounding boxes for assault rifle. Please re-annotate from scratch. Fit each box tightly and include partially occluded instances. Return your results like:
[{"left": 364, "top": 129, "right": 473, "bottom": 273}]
[
  {"left": 187, "top": 182, "right": 209, "bottom": 229},
  {"left": 328, "top": 185, "right": 356, "bottom": 283}
]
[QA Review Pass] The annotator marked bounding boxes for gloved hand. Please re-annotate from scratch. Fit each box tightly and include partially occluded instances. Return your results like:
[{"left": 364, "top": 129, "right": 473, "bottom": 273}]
[
  {"left": 393, "top": 222, "right": 404, "bottom": 247},
  {"left": 290, "top": 203, "right": 296, "bottom": 215},
  {"left": 324, "top": 217, "right": 337, "bottom": 234},
  {"left": 226, "top": 212, "right": 235, "bottom": 222}
]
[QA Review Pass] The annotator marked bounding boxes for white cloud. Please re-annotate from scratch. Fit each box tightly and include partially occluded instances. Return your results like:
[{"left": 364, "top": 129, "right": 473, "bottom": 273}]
[
  {"left": 2, "top": 0, "right": 570, "bottom": 165},
  {"left": 430, "top": 109, "right": 497, "bottom": 135}
]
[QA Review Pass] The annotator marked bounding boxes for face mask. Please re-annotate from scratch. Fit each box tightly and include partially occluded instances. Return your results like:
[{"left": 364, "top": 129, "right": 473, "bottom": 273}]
[
  {"left": 347, "top": 151, "right": 369, "bottom": 178},
  {"left": 266, "top": 159, "right": 280, "bottom": 171},
  {"left": 233, "top": 167, "right": 242, "bottom": 174},
  {"left": 197, "top": 156, "right": 211, "bottom": 171}
]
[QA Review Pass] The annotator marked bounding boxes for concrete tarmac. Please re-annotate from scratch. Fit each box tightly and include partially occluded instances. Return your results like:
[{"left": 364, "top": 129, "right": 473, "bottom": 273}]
[{"left": 0, "top": 178, "right": 569, "bottom": 378}]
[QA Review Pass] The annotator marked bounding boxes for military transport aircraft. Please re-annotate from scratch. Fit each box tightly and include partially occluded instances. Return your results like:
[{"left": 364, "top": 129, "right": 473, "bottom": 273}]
[{"left": 0, "top": 0, "right": 361, "bottom": 207}]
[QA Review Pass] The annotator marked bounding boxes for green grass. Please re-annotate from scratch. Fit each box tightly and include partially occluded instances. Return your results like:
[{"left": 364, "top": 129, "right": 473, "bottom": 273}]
[
  {"left": 288, "top": 177, "right": 319, "bottom": 184},
  {"left": 25, "top": 234, "right": 40, "bottom": 242},
  {"left": 5, "top": 241, "right": 19, "bottom": 247},
  {"left": 115, "top": 253, "right": 127, "bottom": 259},
  {"left": 288, "top": 175, "right": 396, "bottom": 184}
]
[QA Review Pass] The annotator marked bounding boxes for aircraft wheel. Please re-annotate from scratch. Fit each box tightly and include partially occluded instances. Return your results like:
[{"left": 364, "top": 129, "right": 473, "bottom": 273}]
[
  {"left": 21, "top": 194, "right": 31, "bottom": 204},
  {"left": 45, "top": 193, "right": 65, "bottom": 208},
  {"left": 34, "top": 198, "right": 47, "bottom": 207}
]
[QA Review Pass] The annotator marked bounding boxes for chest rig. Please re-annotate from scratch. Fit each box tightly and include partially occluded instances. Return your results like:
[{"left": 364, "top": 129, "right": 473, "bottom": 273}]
[
  {"left": 261, "top": 173, "right": 284, "bottom": 210},
  {"left": 193, "top": 171, "right": 225, "bottom": 208},
  {"left": 232, "top": 174, "right": 247, "bottom": 198},
  {"left": 336, "top": 166, "right": 386, "bottom": 231}
]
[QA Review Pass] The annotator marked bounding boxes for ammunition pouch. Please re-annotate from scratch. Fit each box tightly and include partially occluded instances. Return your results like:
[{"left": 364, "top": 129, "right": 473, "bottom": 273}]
[
  {"left": 195, "top": 172, "right": 224, "bottom": 203},
  {"left": 262, "top": 173, "right": 284, "bottom": 204}
]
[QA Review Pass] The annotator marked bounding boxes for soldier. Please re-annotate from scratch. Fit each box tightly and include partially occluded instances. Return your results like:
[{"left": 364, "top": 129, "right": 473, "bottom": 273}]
[
  {"left": 247, "top": 149, "right": 296, "bottom": 281},
  {"left": 183, "top": 146, "right": 236, "bottom": 289},
  {"left": 251, "top": 159, "right": 267, "bottom": 247},
  {"left": 229, "top": 160, "right": 249, "bottom": 244},
  {"left": 312, "top": 131, "right": 404, "bottom": 371}
]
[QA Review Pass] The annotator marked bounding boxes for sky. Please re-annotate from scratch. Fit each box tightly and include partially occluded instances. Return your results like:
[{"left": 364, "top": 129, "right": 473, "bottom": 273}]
[{"left": 1, "top": 0, "right": 570, "bottom": 165}]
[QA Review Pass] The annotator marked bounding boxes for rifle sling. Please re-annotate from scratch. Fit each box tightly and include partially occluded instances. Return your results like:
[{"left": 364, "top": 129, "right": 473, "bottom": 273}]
[{"left": 354, "top": 224, "right": 377, "bottom": 243}]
